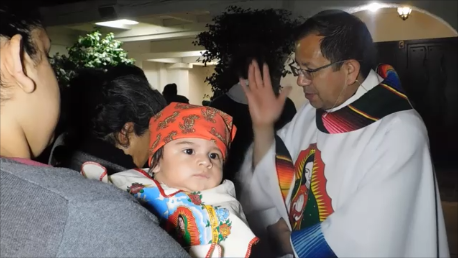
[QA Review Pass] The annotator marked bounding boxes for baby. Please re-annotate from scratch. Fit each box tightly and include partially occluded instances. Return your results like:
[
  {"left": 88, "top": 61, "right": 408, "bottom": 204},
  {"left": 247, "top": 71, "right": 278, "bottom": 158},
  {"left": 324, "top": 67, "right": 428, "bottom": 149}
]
[{"left": 81, "top": 102, "right": 258, "bottom": 258}]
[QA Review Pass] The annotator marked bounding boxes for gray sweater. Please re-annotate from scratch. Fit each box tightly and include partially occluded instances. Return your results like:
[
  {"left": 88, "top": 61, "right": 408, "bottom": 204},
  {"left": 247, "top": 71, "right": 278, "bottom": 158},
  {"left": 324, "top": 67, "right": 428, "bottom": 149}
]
[{"left": 0, "top": 158, "right": 190, "bottom": 258}]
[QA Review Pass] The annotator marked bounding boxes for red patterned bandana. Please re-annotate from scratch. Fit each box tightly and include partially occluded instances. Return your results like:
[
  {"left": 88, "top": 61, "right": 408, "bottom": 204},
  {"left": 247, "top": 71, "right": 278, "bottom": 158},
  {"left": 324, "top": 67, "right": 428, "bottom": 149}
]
[{"left": 148, "top": 102, "right": 237, "bottom": 166}]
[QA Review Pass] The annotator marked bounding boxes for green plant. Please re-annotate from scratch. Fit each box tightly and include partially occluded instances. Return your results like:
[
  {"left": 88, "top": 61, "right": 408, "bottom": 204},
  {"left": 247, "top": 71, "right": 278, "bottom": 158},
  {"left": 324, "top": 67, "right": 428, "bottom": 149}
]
[
  {"left": 51, "top": 30, "right": 134, "bottom": 87},
  {"left": 49, "top": 53, "right": 76, "bottom": 89},
  {"left": 193, "top": 6, "right": 302, "bottom": 94}
]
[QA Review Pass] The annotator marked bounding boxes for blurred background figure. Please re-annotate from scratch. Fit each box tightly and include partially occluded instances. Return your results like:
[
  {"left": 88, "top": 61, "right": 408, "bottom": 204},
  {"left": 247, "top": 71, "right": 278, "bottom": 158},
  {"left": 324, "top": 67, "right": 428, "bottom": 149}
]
[{"left": 162, "top": 83, "right": 189, "bottom": 104}]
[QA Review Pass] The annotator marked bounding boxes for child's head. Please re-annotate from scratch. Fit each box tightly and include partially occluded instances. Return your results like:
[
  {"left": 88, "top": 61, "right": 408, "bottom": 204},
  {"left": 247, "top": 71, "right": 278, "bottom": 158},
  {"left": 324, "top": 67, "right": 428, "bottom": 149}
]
[
  {"left": 63, "top": 65, "right": 166, "bottom": 168},
  {"left": 148, "top": 102, "right": 236, "bottom": 192}
]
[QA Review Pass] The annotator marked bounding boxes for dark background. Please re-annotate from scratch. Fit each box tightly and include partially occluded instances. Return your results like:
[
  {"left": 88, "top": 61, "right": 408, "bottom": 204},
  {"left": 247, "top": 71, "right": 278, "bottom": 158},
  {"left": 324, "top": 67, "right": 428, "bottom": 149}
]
[
  {"left": 376, "top": 37, "right": 458, "bottom": 201},
  {"left": 37, "top": 0, "right": 85, "bottom": 7}
]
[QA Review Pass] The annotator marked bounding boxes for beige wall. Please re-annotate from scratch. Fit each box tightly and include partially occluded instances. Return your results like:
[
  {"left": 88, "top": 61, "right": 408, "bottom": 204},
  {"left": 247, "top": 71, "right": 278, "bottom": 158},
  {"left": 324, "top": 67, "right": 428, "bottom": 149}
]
[
  {"left": 149, "top": 38, "right": 204, "bottom": 53},
  {"left": 142, "top": 62, "right": 162, "bottom": 90},
  {"left": 188, "top": 66, "right": 214, "bottom": 105},
  {"left": 354, "top": 8, "right": 457, "bottom": 42},
  {"left": 47, "top": 27, "right": 80, "bottom": 56},
  {"left": 121, "top": 41, "right": 152, "bottom": 54},
  {"left": 141, "top": 62, "right": 189, "bottom": 95},
  {"left": 140, "top": 61, "right": 214, "bottom": 105},
  {"left": 50, "top": 44, "right": 69, "bottom": 56},
  {"left": 123, "top": 38, "right": 204, "bottom": 56},
  {"left": 166, "top": 67, "right": 190, "bottom": 98}
]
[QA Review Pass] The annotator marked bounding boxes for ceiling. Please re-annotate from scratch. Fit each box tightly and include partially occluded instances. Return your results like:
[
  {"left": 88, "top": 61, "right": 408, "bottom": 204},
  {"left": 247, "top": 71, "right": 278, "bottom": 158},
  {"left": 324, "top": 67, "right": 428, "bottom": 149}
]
[
  {"left": 37, "top": 0, "right": 86, "bottom": 7},
  {"left": 47, "top": 10, "right": 212, "bottom": 43},
  {"left": 45, "top": 9, "right": 214, "bottom": 65}
]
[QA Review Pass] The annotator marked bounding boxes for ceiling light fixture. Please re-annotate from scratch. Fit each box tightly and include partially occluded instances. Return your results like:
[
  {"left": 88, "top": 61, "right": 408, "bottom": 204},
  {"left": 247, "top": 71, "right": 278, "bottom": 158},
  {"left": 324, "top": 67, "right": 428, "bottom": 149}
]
[
  {"left": 367, "top": 3, "right": 383, "bottom": 12},
  {"left": 95, "top": 19, "right": 138, "bottom": 29},
  {"left": 397, "top": 7, "right": 412, "bottom": 20}
]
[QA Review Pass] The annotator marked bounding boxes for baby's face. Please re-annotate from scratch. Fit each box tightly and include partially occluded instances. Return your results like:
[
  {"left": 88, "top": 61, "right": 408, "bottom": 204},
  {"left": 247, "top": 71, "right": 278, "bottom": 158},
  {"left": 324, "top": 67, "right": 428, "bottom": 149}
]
[{"left": 153, "top": 138, "right": 224, "bottom": 192}]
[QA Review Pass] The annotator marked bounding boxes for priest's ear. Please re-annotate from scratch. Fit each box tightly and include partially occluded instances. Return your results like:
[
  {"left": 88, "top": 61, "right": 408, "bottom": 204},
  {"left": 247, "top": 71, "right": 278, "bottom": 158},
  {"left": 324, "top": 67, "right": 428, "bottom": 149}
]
[{"left": 344, "top": 60, "right": 361, "bottom": 85}]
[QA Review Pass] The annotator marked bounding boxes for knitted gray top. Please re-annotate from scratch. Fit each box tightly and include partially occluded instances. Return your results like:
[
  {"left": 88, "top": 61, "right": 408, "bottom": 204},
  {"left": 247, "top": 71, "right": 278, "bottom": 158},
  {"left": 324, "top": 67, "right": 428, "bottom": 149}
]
[{"left": 0, "top": 158, "right": 190, "bottom": 258}]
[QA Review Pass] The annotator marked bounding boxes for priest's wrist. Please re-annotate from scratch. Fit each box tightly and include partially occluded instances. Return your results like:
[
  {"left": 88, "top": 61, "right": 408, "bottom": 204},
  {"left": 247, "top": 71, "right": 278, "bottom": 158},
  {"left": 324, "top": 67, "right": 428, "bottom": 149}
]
[
  {"left": 252, "top": 124, "right": 274, "bottom": 168},
  {"left": 253, "top": 124, "right": 274, "bottom": 137}
]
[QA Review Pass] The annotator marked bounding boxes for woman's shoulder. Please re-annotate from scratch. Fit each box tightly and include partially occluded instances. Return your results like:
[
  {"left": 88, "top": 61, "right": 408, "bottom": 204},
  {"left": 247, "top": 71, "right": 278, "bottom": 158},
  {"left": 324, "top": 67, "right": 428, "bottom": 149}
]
[{"left": 1, "top": 158, "right": 133, "bottom": 203}]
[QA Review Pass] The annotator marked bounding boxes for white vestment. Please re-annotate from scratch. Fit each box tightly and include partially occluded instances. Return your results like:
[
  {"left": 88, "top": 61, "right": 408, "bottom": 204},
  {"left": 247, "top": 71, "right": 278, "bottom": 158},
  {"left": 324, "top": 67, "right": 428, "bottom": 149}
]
[{"left": 237, "top": 65, "right": 450, "bottom": 257}]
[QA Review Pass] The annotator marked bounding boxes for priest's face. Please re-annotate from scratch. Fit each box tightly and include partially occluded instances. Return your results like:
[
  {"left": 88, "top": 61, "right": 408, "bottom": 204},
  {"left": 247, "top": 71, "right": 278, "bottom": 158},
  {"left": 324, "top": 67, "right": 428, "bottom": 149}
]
[{"left": 293, "top": 33, "right": 360, "bottom": 110}]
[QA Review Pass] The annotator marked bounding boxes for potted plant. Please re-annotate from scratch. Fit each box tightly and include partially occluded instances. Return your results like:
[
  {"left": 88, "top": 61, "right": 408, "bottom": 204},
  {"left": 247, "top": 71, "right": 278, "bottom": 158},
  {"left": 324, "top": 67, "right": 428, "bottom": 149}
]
[{"left": 50, "top": 30, "right": 134, "bottom": 88}]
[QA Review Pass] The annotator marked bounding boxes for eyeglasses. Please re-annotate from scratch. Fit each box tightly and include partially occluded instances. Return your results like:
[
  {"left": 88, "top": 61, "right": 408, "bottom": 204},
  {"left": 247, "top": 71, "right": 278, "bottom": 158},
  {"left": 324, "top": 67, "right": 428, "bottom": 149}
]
[{"left": 289, "top": 60, "right": 346, "bottom": 79}]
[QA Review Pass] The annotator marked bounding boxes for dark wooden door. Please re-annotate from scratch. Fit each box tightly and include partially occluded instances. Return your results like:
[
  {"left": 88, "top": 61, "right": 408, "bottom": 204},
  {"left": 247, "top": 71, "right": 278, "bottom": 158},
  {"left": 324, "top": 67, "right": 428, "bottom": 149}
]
[{"left": 375, "top": 37, "right": 458, "bottom": 169}]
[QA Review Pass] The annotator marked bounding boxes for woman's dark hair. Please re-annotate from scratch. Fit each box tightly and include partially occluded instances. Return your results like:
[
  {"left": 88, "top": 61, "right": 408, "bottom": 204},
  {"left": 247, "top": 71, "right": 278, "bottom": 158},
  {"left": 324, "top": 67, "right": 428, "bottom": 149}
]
[
  {"left": 228, "top": 47, "right": 284, "bottom": 95},
  {"left": 295, "top": 10, "right": 376, "bottom": 79},
  {"left": 106, "top": 63, "right": 148, "bottom": 81},
  {"left": 63, "top": 65, "right": 166, "bottom": 147},
  {"left": 231, "top": 48, "right": 267, "bottom": 80},
  {"left": 0, "top": 1, "right": 42, "bottom": 100},
  {"left": 0, "top": 2, "right": 42, "bottom": 61}
]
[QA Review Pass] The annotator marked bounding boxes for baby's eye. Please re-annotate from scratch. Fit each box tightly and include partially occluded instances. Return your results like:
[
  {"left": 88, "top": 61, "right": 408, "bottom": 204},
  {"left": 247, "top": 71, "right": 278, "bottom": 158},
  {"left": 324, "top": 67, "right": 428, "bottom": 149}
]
[
  {"left": 183, "top": 149, "right": 194, "bottom": 155},
  {"left": 209, "top": 153, "right": 220, "bottom": 160}
]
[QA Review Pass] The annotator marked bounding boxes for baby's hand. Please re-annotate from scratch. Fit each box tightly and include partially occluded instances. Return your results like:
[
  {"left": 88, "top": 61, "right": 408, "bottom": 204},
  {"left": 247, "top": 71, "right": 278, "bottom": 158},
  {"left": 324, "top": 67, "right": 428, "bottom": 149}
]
[
  {"left": 80, "top": 162, "right": 110, "bottom": 183},
  {"left": 267, "top": 218, "right": 293, "bottom": 256}
]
